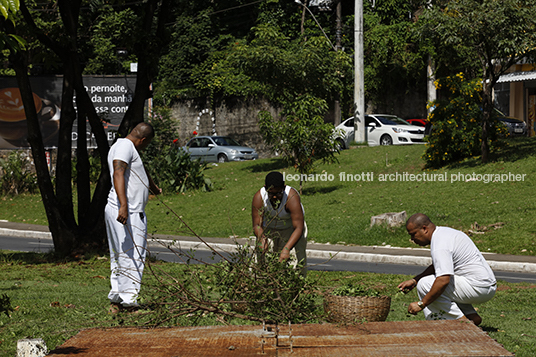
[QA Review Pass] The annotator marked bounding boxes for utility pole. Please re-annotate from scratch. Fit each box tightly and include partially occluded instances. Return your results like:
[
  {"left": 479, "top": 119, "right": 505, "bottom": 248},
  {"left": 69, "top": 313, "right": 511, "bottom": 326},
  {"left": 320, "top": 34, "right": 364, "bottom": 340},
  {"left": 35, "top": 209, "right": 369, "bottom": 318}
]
[
  {"left": 354, "top": 0, "right": 366, "bottom": 143},
  {"left": 334, "top": 0, "right": 342, "bottom": 126}
]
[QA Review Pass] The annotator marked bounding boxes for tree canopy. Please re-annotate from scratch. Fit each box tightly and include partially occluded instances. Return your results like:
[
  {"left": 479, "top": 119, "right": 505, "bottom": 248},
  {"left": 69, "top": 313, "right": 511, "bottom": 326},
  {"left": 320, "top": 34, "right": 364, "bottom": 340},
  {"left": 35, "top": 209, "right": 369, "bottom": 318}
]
[
  {"left": 3, "top": 0, "right": 179, "bottom": 255},
  {"left": 420, "top": 0, "right": 536, "bottom": 162}
]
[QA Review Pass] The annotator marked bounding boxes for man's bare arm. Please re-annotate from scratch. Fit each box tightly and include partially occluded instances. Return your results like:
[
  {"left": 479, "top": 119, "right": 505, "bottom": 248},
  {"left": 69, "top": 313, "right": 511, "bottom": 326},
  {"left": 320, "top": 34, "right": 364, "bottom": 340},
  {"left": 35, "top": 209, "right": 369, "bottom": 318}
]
[
  {"left": 251, "top": 191, "right": 267, "bottom": 250},
  {"left": 280, "top": 188, "right": 304, "bottom": 261}
]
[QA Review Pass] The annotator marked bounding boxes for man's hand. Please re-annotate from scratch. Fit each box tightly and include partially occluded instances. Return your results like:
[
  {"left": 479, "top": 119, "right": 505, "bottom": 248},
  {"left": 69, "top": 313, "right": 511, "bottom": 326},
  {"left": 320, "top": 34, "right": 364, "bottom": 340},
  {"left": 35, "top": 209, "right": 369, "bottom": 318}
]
[
  {"left": 259, "top": 236, "right": 268, "bottom": 252},
  {"left": 117, "top": 206, "right": 128, "bottom": 225},
  {"left": 397, "top": 278, "right": 417, "bottom": 293},
  {"left": 408, "top": 301, "right": 423, "bottom": 315},
  {"left": 279, "top": 247, "right": 291, "bottom": 262}
]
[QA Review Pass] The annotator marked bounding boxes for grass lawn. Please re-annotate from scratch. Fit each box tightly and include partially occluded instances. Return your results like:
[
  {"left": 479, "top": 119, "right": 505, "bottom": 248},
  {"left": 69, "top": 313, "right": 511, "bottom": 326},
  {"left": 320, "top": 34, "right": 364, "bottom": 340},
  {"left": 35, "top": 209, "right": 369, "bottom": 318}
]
[
  {"left": 0, "top": 251, "right": 535, "bottom": 357},
  {"left": 1, "top": 138, "right": 536, "bottom": 356},
  {"left": 2, "top": 137, "right": 534, "bottom": 255}
]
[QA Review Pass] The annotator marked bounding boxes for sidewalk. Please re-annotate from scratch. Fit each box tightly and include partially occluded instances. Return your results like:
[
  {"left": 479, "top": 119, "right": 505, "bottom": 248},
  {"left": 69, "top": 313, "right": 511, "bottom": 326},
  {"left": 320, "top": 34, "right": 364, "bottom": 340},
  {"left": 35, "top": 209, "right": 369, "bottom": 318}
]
[{"left": 2, "top": 220, "right": 536, "bottom": 273}]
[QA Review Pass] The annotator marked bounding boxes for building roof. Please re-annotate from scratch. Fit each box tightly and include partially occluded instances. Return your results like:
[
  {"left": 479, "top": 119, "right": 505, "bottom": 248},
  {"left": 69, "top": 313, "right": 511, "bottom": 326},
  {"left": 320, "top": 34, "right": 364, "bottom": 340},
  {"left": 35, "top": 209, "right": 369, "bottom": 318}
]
[{"left": 497, "top": 71, "right": 536, "bottom": 83}]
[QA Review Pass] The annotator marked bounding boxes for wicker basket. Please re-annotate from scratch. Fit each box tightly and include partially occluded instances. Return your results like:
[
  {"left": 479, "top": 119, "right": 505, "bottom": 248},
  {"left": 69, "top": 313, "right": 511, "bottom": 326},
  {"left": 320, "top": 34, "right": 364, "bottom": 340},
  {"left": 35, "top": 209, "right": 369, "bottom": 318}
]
[{"left": 324, "top": 294, "right": 391, "bottom": 323}]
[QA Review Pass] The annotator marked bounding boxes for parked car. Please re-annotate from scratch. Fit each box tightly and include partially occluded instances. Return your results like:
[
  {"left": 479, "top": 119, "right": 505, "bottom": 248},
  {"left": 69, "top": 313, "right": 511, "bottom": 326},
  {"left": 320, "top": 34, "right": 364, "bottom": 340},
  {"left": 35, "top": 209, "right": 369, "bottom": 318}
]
[
  {"left": 406, "top": 118, "right": 432, "bottom": 136},
  {"left": 181, "top": 136, "right": 259, "bottom": 163},
  {"left": 334, "top": 114, "right": 426, "bottom": 148},
  {"left": 406, "top": 118, "right": 428, "bottom": 127},
  {"left": 498, "top": 117, "right": 527, "bottom": 137}
]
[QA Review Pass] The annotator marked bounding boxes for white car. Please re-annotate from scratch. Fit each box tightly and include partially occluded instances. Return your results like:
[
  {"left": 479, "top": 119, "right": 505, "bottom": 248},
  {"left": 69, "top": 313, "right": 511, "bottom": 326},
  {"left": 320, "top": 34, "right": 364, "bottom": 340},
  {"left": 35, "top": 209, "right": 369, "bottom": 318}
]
[{"left": 334, "top": 114, "right": 425, "bottom": 148}]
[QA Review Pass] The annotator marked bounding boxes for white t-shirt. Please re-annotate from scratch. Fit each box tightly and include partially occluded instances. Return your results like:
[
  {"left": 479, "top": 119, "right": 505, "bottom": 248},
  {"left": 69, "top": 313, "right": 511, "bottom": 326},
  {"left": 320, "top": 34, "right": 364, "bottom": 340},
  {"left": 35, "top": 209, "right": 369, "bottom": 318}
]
[
  {"left": 431, "top": 226, "right": 496, "bottom": 287},
  {"left": 260, "top": 186, "right": 304, "bottom": 230},
  {"left": 107, "top": 138, "right": 149, "bottom": 213}
]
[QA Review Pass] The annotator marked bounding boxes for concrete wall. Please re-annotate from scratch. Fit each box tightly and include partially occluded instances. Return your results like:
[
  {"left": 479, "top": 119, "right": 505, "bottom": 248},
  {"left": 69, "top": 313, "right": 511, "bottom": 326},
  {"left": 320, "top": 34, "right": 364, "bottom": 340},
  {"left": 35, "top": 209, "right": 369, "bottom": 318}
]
[
  {"left": 171, "top": 97, "right": 281, "bottom": 159},
  {"left": 170, "top": 91, "right": 428, "bottom": 159}
]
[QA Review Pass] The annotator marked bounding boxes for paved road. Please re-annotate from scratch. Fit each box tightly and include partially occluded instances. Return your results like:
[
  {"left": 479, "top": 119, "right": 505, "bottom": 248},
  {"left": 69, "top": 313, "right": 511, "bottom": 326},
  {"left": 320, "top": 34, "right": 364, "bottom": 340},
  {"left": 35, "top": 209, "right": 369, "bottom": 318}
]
[{"left": 2, "top": 231, "right": 536, "bottom": 284}]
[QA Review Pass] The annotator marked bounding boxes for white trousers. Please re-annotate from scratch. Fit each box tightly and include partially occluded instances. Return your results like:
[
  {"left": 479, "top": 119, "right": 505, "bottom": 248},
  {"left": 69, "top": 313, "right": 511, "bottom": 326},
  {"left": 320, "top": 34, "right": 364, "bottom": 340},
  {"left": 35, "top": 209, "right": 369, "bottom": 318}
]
[
  {"left": 261, "top": 223, "right": 308, "bottom": 276},
  {"left": 417, "top": 275, "right": 496, "bottom": 320},
  {"left": 105, "top": 204, "right": 147, "bottom": 306}
]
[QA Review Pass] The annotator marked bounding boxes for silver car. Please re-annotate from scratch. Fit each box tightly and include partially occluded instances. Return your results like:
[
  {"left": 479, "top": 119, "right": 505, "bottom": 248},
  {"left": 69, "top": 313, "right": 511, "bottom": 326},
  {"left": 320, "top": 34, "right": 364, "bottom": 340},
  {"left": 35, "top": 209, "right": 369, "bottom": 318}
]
[
  {"left": 498, "top": 117, "right": 527, "bottom": 137},
  {"left": 182, "top": 136, "right": 259, "bottom": 163}
]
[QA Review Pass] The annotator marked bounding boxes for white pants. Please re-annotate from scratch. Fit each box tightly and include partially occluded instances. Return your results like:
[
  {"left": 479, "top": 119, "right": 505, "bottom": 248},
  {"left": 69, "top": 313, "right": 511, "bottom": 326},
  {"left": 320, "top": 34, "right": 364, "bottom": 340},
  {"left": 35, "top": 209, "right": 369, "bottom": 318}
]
[
  {"left": 105, "top": 204, "right": 147, "bottom": 306},
  {"left": 261, "top": 223, "right": 308, "bottom": 276},
  {"left": 417, "top": 275, "right": 496, "bottom": 320}
]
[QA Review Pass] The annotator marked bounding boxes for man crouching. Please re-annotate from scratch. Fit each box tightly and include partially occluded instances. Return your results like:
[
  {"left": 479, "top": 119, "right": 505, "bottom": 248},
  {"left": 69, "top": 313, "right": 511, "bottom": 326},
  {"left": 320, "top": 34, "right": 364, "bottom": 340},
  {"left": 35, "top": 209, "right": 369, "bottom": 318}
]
[{"left": 398, "top": 213, "right": 496, "bottom": 325}]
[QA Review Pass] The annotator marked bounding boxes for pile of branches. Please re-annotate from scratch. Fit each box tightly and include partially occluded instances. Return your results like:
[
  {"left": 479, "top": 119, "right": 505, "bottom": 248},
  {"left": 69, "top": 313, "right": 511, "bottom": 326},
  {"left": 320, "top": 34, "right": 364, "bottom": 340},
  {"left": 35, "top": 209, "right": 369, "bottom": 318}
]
[{"left": 139, "top": 241, "right": 320, "bottom": 327}]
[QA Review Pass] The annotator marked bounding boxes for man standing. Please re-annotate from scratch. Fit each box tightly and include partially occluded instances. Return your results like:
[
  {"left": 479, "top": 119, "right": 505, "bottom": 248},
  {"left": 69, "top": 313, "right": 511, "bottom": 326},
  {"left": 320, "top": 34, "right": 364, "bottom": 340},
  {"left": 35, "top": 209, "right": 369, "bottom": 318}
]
[
  {"left": 398, "top": 213, "right": 496, "bottom": 325},
  {"left": 105, "top": 122, "right": 161, "bottom": 312},
  {"left": 252, "top": 172, "right": 307, "bottom": 275}
]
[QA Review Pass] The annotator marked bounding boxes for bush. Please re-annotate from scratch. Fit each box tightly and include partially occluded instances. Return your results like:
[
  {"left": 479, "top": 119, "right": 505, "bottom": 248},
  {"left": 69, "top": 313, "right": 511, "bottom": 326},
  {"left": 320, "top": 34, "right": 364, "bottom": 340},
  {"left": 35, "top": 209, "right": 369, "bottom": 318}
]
[
  {"left": 71, "top": 150, "right": 102, "bottom": 186},
  {"left": 0, "top": 151, "right": 38, "bottom": 195},
  {"left": 423, "top": 73, "right": 507, "bottom": 168},
  {"left": 152, "top": 149, "right": 213, "bottom": 193},
  {"left": 143, "top": 107, "right": 212, "bottom": 192}
]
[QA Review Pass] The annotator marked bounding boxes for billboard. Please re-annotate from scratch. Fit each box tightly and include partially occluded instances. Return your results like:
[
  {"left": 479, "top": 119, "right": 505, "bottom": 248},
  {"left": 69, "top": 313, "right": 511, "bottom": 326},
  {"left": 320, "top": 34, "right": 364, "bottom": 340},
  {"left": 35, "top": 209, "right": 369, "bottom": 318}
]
[{"left": 0, "top": 75, "right": 137, "bottom": 149}]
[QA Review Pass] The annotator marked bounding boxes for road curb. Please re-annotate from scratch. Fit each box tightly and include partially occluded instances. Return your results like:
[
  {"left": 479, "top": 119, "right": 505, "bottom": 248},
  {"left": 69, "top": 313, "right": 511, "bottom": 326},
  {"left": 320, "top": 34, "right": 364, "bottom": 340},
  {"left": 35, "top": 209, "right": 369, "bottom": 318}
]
[
  {"left": 4, "top": 228, "right": 536, "bottom": 274},
  {"left": 149, "top": 238, "right": 536, "bottom": 274},
  {"left": 0, "top": 228, "right": 52, "bottom": 239}
]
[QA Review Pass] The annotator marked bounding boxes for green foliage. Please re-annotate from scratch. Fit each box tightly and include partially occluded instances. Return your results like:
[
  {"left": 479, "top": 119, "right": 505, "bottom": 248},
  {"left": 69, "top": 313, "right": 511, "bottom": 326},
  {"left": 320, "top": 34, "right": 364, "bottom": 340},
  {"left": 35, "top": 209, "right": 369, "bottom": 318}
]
[
  {"left": 83, "top": 6, "right": 137, "bottom": 75},
  {"left": 190, "top": 23, "right": 353, "bottom": 111},
  {"left": 331, "top": 283, "right": 381, "bottom": 298},
  {"left": 214, "top": 245, "right": 318, "bottom": 324},
  {"left": 143, "top": 107, "right": 212, "bottom": 192},
  {"left": 0, "top": 0, "right": 19, "bottom": 20},
  {"left": 420, "top": 0, "right": 536, "bottom": 71},
  {"left": 258, "top": 94, "right": 338, "bottom": 178},
  {"left": 0, "top": 151, "right": 38, "bottom": 195},
  {"left": 419, "top": 0, "right": 536, "bottom": 162},
  {"left": 143, "top": 242, "right": 319, "bottom": 325},
  {"left": 71, "top": 151, "right": 101, "bottom": 186},
  {"left": 0, "top": 0, "right": 26, "bottom": 53},
  {"left": 363, "top": 0, "right": 430, "bottom": 111},
  {"left": 0, "top": 293, "right": 13, "bottom": 317},
  {"left": 423, "top": 73, "right": 507, "bottom": 168},
  {"left": 154, "top": 149, "right": 213, "bottom": 193}
]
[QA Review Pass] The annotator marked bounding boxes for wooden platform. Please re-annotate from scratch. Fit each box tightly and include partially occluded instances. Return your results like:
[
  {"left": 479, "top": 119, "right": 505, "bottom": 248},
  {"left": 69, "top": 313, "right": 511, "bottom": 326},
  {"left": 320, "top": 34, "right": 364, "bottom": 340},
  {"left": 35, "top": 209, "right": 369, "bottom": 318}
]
[{"left": 47, "top": 320, "right": 513, "bottom": 356}]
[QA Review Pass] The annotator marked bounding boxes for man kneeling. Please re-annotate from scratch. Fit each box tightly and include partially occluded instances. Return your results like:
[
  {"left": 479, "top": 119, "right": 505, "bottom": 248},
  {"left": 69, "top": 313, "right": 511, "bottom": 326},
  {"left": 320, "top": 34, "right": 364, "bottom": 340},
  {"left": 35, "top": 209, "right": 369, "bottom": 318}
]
[{"left": 397, "top": 213, "right": 496, "bottom": 325}]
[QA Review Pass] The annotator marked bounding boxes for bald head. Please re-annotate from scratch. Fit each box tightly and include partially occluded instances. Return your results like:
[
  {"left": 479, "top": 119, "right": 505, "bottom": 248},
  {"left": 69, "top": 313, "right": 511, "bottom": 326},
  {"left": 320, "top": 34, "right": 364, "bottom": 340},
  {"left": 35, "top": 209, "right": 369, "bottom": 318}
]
[
  {"left": 130, "top": 122, "right": 155, "bottom": 140},
  {"left": 406, "top": 213, "right": 435, "bottom": 246},
  {"left": 406, "top": 213, "right": 433, "bottom": 230},
  {"left": 127, "top": 122, "right": 155, "bottom": 151}
]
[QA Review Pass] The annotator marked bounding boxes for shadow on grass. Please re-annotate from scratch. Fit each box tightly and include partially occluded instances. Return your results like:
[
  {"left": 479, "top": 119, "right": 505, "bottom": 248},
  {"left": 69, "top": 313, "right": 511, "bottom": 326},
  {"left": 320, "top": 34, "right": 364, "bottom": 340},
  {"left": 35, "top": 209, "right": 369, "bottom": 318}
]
[
  {"left": 481, "top": 326, "right": 500, "bottom": 333},
  {"left": 444, "top": 137, "right": 536, "bottom": 170},
  {"left": 245, "top": 158, "right": 288, "bottom": 173},
  {"left": 0, "top": 250, "right": 103, "bottom": 264},
  {"left": 302, "top": 185, "right": 342, "bottom": 195}
]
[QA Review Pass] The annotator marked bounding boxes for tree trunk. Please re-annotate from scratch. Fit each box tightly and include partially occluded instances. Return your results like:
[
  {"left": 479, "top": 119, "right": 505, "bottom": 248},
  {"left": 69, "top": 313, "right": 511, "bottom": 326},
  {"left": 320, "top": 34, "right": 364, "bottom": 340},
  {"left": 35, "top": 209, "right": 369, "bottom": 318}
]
[
  {"left": 481, "top": 71, "right": 495, "bottom": 164},
  {"left": 12, "top": 0, "right": 173, "bottom": 256}
]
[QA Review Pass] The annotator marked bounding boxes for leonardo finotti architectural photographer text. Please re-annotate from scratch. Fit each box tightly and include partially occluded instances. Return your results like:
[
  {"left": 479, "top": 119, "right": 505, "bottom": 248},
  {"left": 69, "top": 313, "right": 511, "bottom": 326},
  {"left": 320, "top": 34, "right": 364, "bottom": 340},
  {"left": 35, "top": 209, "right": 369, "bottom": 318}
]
[{"left": 283, "top": 171, "right": 526, "bottom": 184}]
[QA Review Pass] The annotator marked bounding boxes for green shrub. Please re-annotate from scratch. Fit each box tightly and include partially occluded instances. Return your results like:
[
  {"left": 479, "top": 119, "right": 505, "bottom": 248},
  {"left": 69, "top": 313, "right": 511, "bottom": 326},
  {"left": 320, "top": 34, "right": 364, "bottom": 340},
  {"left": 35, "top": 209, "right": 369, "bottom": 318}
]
[
  {"left": 152, "top": 149, "right": 213, "bottom": 193},
  {"left": 0, "top": 293, "right": 14, "bottom": 317},
  {"left": 0, "top": 151, "right": 38, "bottom": 195},
  {"left": 423, "top": 73, "right": 507, "bottom": 168},
  {"left": 71, "top": 150, "right": 102, "bottom": 186},
  {"left": 143, "top": 107, "right": 212, "bottom": 192}
]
